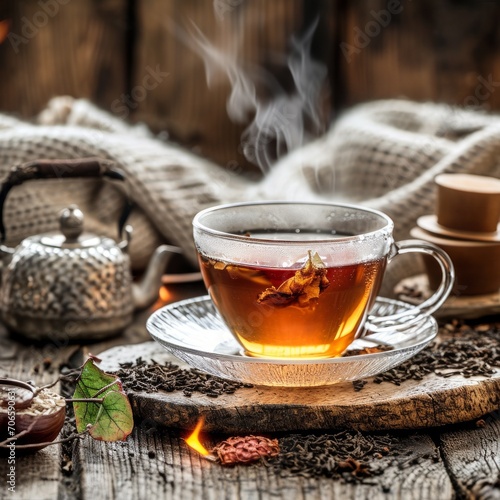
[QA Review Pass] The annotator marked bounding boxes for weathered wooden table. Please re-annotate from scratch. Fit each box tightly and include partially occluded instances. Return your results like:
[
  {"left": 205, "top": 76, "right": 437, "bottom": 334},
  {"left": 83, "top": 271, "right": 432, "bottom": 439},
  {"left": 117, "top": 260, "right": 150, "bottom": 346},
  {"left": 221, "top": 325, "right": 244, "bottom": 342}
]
[{"left": 1, "top": 281, "right": 499, "bottom": 500}]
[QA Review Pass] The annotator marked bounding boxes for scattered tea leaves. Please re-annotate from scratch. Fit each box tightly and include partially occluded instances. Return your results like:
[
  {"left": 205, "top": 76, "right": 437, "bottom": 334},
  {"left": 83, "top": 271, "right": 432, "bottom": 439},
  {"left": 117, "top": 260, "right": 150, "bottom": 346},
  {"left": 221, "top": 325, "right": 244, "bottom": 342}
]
[
  {"left": 267, "top": 431, "right": 400, "bottom": 482},
  {"left": 114, "top": 358, "right": 252, "bottom": 397},
  {"left": 371, "top": 320, "right": 500, "bottom": 387}
]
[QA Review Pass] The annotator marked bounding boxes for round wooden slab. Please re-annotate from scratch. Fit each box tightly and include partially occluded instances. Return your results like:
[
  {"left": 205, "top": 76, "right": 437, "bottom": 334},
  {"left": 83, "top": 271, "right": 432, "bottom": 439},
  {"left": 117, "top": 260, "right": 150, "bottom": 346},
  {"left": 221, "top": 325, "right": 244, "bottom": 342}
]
[{"left": 98, "top": 341, "right": 500, "bottom": 433}]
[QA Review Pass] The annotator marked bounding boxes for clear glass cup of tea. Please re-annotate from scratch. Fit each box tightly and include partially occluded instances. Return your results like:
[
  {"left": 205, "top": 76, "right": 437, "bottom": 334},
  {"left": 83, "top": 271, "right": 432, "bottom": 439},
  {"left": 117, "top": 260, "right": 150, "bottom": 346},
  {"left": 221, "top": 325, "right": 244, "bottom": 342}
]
[{"left": 193, "top": 202, "right": 454, "bottom": 359}]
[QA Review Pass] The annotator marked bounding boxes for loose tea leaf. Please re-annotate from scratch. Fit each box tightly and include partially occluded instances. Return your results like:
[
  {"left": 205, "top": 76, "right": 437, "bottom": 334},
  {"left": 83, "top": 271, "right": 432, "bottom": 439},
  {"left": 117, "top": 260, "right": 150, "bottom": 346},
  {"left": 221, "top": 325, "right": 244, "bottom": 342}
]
[
  {"left": 115, "top": 358, "right": 252, "bottom": 397},
  {"left": 268, "top": 431, "right": 400, "bottom": 481},
  {"left": 258, "top": 251, "right": 329, "bottom": 307},
  {"left": 371, "top": 320, "right": 500, "bottom": 387},
  {"left": 73, "top": 359, "right": 134, "bottom": 441}
]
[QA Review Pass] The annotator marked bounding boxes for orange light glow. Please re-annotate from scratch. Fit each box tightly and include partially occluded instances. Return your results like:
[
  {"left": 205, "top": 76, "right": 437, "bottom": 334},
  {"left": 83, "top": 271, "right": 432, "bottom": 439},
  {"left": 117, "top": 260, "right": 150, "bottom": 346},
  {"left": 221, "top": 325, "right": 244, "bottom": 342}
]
[
  {"left": 159, "top": 286, "right": 171, "bottom": 303},
  {"left": 185, "top": 418, "right": 215, "bottom": 459},
  {"left": 0, "top": 20, "right": 10, "bottom": 44},
  {"left": 151, "top": 286, "right": 172, "bottom": 312}
]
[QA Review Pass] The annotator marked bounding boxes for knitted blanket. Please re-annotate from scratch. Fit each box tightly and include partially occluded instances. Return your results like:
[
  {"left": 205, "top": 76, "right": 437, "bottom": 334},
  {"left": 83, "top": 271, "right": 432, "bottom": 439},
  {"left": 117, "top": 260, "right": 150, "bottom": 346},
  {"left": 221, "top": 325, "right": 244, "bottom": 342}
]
[{"left": 1, "top": 97, "right": 499, "bottom": 291}]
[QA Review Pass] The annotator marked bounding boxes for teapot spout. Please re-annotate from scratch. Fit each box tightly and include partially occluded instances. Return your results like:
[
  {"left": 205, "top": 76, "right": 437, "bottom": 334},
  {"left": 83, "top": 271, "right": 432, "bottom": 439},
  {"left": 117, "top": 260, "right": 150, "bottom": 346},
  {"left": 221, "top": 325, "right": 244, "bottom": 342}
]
[
  {"left": 132, "top": 245, "right": 182, "bottom": 310},
  {"left": 0, "top": 244, "right": 15, "bottom": 262}
]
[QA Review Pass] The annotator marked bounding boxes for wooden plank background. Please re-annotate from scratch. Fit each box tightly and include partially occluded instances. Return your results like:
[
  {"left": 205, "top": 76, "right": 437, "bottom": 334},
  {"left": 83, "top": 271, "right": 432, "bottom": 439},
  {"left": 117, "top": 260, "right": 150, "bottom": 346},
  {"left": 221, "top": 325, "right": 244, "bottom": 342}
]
[{"left": 1, "top": 0, "right": 500, "bottom": 172}]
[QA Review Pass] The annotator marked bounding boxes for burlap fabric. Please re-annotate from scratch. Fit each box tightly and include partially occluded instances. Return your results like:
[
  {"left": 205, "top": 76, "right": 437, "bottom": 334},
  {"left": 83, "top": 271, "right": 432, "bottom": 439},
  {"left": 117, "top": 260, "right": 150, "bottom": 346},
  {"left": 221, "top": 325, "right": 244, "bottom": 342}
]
[{"left": 1, "top": 97, "right": 499, "bottom": 292}]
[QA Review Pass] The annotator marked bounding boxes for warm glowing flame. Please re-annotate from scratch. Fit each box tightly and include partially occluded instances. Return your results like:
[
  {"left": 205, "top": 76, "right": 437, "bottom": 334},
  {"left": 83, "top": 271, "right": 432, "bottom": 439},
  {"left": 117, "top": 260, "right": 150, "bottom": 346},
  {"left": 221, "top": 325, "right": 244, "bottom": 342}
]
[
  {"left": 185, "top": 418, "right": 211, "bottom": 456},
  {"left": 159, "top": 286, "right": 171, "bottom": 303},
  {"left": 151, "top": 286, "right": 172, "bottom": 311},
  {"left": 0, "top": 20, "right": 10, "bottom": 44}
]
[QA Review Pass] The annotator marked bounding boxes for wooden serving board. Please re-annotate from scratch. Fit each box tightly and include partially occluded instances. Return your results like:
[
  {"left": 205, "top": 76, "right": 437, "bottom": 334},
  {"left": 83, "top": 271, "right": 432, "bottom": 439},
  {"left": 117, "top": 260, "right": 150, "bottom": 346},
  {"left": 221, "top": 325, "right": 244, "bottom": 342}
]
[{"left": 98, "top": 341, "right": 500, "bottom": 433}]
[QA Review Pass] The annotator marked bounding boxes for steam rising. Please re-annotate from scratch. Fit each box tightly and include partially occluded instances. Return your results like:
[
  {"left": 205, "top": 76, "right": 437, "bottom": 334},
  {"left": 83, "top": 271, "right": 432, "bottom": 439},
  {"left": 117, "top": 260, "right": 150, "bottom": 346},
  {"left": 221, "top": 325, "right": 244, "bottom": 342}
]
[{"left": 171, "top": 17, "right": 328, "bottom": 172}]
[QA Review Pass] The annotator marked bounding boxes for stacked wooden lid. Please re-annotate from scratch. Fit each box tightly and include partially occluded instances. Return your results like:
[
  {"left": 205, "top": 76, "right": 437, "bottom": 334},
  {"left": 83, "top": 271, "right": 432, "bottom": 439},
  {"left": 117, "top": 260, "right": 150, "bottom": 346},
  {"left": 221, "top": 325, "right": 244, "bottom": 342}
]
[{"left": 411, "top": 174, "right": 500, "bottom": 295}]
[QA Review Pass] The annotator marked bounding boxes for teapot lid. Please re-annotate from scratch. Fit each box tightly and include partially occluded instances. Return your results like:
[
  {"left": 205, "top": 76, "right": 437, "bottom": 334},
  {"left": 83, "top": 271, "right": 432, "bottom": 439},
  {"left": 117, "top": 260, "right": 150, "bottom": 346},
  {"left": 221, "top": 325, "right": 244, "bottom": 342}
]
[{"left": 40, "top": 205, "right": 102, "bottom": 248}]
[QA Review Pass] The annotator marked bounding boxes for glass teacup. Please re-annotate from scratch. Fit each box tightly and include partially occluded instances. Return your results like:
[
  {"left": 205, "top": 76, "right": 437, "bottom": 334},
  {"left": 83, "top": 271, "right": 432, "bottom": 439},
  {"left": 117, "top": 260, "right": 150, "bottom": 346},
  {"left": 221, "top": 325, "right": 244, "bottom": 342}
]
[{"left": 193, "top": 202, "right": 454, "bottom": 359}]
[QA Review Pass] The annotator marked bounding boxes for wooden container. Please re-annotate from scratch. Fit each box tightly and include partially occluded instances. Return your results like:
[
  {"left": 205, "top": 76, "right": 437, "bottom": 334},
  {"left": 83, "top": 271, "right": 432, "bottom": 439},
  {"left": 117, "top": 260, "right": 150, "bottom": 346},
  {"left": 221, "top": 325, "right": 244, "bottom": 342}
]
[
  {"left": 410, "top": 226, "right": 500, "bottom": 296},
  {"left": 435, "top": 174, "right": 500, "bottom": 233},
  {"left": 0, "top": 384, "right": 66, "bottom": 453}
]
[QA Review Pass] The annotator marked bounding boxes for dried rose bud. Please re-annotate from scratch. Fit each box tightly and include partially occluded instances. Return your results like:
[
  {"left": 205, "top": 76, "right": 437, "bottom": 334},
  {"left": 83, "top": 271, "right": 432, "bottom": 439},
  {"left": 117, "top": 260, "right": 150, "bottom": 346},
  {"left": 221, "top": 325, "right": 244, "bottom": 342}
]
[{"left": 212, "top": 435, "right": 280, "bottom": 465}]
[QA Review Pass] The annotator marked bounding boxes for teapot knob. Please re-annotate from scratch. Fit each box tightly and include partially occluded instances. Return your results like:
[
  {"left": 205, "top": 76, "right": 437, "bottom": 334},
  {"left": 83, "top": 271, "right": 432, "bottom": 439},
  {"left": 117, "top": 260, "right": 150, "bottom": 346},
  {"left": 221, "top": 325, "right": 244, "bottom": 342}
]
[{"left": 60, "top": 205, "right": 84, "bottom": 242}]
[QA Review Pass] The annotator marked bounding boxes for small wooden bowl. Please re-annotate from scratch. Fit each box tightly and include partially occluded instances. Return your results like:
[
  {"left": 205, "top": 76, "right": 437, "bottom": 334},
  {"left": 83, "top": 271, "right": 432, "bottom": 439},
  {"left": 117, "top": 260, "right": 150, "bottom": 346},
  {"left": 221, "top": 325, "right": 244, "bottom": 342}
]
[
  {"left": 0, "top": 385, "right": 66, "bottom": 453},
  {"left": 435, "top": 174, "right": 500, "bottom": 233},
  {"left": 410, "top": 226, "right": 500, "bottom": 296}
]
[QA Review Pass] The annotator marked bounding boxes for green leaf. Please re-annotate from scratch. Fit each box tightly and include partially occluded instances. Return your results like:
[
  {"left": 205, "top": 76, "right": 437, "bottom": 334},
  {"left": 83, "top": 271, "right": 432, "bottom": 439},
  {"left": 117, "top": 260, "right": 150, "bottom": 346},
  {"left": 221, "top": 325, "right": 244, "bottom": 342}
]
[
  {"left": 73, "top": 358, "right": 134, "bottom": 441},
  {"left": 88, "top": 390, "right": 134, "bottom": 441}
]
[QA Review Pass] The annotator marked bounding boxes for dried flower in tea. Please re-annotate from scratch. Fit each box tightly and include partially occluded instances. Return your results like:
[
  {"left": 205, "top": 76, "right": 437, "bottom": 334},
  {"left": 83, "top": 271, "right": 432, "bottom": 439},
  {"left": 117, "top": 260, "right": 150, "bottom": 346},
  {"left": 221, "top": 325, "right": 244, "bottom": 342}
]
[{"left": 258, "top": 251, "right": 329, "bottom": 308}]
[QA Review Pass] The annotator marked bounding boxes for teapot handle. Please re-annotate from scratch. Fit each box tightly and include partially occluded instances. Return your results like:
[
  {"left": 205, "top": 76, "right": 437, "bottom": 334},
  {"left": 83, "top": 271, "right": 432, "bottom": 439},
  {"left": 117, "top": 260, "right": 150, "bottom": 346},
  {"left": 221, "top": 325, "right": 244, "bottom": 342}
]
[{"left": 0, "top": 158, "right": 133, "bottom": 242}]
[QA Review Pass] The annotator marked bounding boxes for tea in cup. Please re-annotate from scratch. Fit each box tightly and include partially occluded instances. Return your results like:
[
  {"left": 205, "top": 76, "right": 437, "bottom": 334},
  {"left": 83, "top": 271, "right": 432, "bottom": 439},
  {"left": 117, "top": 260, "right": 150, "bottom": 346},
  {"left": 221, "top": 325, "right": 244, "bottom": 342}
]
[{"left": 193, "top": 202, "right": 454, "bottom": 359}]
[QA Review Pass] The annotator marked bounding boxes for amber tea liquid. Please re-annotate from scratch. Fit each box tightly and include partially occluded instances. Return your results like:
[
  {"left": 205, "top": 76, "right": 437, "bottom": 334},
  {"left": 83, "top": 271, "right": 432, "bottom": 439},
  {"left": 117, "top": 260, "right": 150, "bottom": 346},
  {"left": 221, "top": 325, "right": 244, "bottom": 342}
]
[{"left": 198, "top": 233, "right": 386, "bottom": 359}]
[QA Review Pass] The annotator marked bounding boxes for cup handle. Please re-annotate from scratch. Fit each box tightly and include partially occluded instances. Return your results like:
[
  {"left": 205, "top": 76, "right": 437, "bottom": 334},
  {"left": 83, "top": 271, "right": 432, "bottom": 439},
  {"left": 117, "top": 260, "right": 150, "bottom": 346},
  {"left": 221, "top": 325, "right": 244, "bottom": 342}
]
[{"left": 365, "top": 239, "right": 455, "bottom": 332}]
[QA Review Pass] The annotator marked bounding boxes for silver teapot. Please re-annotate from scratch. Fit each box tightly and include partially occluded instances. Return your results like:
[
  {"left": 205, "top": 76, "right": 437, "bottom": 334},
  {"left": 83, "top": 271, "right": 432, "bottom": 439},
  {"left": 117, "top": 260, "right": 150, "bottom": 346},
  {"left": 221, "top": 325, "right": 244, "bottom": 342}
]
[{"left": 0, "top": 158, "right": 180, "bottom": 341}]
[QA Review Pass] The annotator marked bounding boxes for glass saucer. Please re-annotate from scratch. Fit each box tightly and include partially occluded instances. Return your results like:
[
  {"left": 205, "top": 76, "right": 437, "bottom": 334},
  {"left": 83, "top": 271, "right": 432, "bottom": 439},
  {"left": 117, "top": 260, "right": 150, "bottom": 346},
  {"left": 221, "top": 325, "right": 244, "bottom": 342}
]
[{"left": 146, "top": 296, "right": 438, "bottom": 387}]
